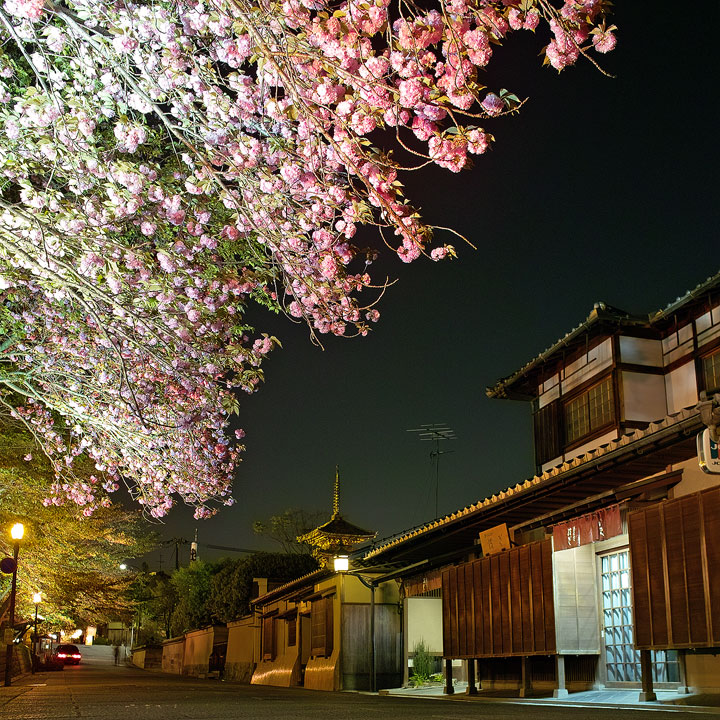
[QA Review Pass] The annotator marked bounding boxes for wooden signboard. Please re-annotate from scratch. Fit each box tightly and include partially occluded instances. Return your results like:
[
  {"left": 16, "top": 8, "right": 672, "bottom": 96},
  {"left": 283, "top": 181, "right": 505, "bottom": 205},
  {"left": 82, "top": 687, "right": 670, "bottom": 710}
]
[{"left": 478, "top": 523, "right": 511, "bottom": 556}]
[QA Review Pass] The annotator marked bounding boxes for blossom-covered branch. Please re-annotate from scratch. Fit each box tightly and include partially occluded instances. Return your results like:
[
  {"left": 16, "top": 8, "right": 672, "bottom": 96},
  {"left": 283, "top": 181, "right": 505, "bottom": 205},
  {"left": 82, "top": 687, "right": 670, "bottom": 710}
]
[{"left": 0, "top": 0, "right": 616, "bottom": 517}]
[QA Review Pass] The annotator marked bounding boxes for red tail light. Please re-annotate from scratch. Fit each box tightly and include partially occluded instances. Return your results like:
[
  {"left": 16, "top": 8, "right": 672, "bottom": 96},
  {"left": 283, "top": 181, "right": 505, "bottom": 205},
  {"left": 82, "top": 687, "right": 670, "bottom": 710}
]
[
  {"left": 72, "top": 654, "right": 81, "bottom": 658},
  {"left": 57, "top": 653, "right": 67, "bottom": 658}
]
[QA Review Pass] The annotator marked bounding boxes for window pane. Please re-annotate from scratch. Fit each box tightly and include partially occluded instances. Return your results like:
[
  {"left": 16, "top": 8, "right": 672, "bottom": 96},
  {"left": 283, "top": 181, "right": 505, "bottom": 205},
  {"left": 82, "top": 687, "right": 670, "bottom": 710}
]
[
  {"left": 564, "top": 378, "right": 614, "bottom": 444},
  {"left": 704, "top": 351, "right": 720, "bottom": 393},
  {"left": 565, "top": 394, "right": 589, "bottom": 443}
]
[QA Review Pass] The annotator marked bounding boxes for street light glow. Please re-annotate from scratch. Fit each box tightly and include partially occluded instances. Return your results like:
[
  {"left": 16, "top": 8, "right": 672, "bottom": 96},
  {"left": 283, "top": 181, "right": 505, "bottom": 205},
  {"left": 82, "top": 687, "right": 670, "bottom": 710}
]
[
  {"left": 10, "top": 523, "right": 24, "bottom": 540},
  {"left": 333, "top": 555, "right": 349, "bottom": 572},
  {"left": 33, "top": 592, "right": 42, "bottom": 604},
  {"left": 119, "top": 563, "right": 128, "bottom": 570}
]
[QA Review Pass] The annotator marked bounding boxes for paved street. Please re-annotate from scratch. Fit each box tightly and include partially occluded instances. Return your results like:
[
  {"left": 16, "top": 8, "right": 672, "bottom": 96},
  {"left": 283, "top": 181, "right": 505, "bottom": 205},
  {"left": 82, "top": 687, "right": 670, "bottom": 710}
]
[{"left": 0, "top": 648, "right": 713, "bottom": 720}]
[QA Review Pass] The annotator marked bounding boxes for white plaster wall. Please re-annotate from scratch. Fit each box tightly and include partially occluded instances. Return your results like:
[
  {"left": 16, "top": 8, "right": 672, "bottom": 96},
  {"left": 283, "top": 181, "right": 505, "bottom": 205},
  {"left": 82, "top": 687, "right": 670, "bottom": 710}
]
[
  {"left": 407, "top": 597, "right": 443, "bottom": 654},
  {"left": 662, "top": 323, "right": 694, "bottom": 366},
  {"left": 665, "top": 362, "right": 698, "bottom": 414},
  {"left": 561, "top": 339, "right": 613, "bottom": 395},
  {"left": 619, "top": 336, "right": 662, "bottom": 366},
  {"left": 563, "top": 429, "right": 618, "bottom": 465},
  {"left": 621, "top": 371, "right": 667, "bottom": 422},
  {"left": 696, "top": 303, "right": 720, "bottom": 335}
]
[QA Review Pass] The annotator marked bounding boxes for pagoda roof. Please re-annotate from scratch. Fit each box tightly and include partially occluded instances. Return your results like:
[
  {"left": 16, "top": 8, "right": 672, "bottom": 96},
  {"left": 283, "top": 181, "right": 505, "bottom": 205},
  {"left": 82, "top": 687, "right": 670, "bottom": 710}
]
[
  {"left": 298, "top": 514, "right": 375, "bottom": 544},
  {"left": 297, "top": 465, "right": 376, "bottom": 551}
]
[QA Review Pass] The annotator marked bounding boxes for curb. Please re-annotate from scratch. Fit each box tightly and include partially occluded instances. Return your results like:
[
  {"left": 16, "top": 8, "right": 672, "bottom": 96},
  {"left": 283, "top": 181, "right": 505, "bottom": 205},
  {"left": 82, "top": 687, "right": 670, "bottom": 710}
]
[{"left": 378, "top": 689, "right": 720, "bottom": 713}]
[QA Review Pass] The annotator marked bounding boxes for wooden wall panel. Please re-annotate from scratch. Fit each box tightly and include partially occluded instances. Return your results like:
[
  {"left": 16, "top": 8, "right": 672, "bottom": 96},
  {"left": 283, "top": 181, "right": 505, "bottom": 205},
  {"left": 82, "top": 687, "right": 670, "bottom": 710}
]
[
  {"left": 441, "top": 539, "right": 556, "bottom": 658},
  {"left": 310, "top": 597, "right": 333, "bottom": 657},
  {"left": 702, "top": 490, "right": 720, "bottom": 644},
  {"left": 629, "top": 486, "right": 720, "bottom": 650}
]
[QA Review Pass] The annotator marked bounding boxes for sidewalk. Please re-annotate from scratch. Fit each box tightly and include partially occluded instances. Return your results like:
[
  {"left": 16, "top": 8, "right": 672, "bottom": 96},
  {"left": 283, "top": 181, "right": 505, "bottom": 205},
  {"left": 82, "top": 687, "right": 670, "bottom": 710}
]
[{"left": 379, "top": 682, "right": 720, "bottom": 713}]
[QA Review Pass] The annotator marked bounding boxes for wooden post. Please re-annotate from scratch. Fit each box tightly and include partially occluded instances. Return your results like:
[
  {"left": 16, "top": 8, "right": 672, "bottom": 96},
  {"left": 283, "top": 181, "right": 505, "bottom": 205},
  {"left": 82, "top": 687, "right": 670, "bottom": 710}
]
[
  {"left": 402, "top": 601, "right": 409, "bottom": 688},
  {"left": 519, "top": 656, "right": 532, "bottom": 697},
  {"left": 639, "top": 649, "right": 657, "bottom": 702},
  {"left": 476, "top": 658, "right": 483, "bottom": 691},
  {"left": 554, "top": 655, "right": 569, "bottom": 698},
  {"left": 678, "top": 650, "right": 689, "bottom": 694},
  {"left": 466, "top": 658, "right": 478, "bottom": 695},
  {"left": 444, "top": 658, "right": 454, "bottom": 694}
]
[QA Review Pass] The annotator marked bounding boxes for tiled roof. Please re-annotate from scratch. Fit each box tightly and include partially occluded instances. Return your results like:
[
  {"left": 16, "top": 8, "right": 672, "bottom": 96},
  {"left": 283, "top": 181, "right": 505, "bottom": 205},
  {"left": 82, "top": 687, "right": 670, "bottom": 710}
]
[
  {"left": 650, "top": 270, "right": 720, "bottom": 322},
  {"left": 362, "top": 406, "right": 701, "bottom": 561},
  {"left": 251, "top": 567, "right": 331, "bottom": 606},
  {"left": 487, "top": 270, "right": 720, "bottom": 399}
]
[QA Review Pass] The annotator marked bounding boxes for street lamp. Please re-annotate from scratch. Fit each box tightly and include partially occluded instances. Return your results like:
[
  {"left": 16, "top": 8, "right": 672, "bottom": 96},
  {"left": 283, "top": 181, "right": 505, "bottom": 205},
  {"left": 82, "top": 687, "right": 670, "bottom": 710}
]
[{"left": 4, "top": 522, "right": 25, "bottom": 687}]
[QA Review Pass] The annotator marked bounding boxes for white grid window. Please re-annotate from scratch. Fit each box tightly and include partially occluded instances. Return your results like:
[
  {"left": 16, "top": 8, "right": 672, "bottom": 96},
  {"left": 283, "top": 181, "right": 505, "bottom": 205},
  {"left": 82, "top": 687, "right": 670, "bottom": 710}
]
[{"left": 600, "top": 550, "right": 679, "bottom": 684}]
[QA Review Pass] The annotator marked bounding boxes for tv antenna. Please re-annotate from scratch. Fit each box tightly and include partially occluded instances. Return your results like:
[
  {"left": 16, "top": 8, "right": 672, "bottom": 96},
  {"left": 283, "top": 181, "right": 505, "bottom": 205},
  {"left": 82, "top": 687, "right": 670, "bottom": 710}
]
[{"left": 407, "top": 423, "right": 457, "bottom": 517}]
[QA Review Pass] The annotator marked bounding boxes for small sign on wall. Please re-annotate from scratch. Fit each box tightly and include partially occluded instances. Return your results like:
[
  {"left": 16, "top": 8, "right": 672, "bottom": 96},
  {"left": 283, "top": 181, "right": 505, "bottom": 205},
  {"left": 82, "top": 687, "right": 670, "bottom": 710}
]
[
  {"left": 698, "top": 428, "right": 720, "bottom": 474},
  {"left": 479, "top": 523, "right": 511, "bottom": 556}
]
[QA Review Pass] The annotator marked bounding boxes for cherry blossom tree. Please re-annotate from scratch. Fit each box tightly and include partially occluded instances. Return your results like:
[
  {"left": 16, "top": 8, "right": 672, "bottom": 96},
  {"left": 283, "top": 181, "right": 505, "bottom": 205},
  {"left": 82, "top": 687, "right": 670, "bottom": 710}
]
[{"left": 0, "top": 0, "right": 616, "bottom": 518}]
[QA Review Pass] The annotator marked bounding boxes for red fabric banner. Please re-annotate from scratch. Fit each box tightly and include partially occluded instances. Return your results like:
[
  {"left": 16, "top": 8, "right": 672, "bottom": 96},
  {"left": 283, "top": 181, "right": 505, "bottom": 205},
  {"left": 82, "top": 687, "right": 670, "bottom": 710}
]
[{"left": 552, "top": 504, "right": 622, "bottom": 551}]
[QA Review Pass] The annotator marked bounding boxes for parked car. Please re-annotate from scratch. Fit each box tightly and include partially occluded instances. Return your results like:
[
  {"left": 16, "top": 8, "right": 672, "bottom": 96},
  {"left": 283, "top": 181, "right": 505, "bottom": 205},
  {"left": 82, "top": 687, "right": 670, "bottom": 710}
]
[{"left": 54, "top": 644, "right": 82, "bottom": 665}]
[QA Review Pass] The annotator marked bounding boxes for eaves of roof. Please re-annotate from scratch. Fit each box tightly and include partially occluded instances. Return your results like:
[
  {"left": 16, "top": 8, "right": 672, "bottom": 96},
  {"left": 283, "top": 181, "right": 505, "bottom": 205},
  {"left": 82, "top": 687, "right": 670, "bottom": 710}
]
[
  {"left": 487, "top": 270, "right": 720, "bottom": 401},
  {"left": 362, "top": 406, "right": 702, "bottom": 564},
  {"left": 486, "top": 302, "right": 648, "bottom": 399},
  {"left": 251, "top": 568, "right": 332, "bottom": 607},
  {"left": 649, "top": 270, "right": 720, "bottom": 325}
]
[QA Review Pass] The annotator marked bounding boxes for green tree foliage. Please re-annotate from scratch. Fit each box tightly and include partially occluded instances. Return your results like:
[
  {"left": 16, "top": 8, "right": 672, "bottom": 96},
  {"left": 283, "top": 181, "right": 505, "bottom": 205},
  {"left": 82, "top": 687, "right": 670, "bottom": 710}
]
[
  {"left": 207, "top": 552, "right": 318, "bottom": 624},
  {"left": 127, "top": 571, "right": 178, "bottom": 644},
  {"left": 165, "top": 552, "right": 318, "bottom": 635},
  {"left": 169, "top": 560, "right": 215, "bottom": 635},
  {"left": 0, "top": 419, "right": 155, "bottom": 631}
]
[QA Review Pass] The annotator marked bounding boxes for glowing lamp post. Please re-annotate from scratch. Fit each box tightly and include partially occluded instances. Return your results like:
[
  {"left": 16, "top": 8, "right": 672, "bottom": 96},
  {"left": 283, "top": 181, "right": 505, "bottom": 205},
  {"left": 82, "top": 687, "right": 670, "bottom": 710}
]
[{"left": 3, "top": 522, "right": 24, "bottom": 686}]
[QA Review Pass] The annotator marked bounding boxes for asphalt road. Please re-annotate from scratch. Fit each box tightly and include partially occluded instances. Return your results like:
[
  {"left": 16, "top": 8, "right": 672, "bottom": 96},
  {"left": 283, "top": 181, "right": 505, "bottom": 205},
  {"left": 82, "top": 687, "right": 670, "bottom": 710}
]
[{"left": 0, "top": 647, "right": 707, "bottom": 720}]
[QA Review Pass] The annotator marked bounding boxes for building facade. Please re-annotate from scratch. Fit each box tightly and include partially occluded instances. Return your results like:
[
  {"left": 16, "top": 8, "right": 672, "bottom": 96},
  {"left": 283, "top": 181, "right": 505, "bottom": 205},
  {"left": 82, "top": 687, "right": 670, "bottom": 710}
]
[{"left": 359, "top": 272, "right": 720, "bottom": 699}]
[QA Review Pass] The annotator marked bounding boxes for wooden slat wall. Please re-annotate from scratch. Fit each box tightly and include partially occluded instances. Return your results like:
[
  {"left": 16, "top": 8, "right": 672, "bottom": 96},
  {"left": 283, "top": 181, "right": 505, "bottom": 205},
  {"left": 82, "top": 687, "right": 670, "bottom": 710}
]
[
  {"left": 310, "top": 597, "right": 333, "bottom": 657},
  {"left": 442, "top": 539, "right": 556, "bottom": 658},
  {"left": 629, "top": 486, "right": 720, "bottom": 649}
]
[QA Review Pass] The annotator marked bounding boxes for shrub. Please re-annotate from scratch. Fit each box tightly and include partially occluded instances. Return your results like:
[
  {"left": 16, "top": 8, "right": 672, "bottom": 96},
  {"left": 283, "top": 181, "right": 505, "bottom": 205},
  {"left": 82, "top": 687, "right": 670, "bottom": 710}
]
[{"left": 410, "top": 639, "right": 433, "bottom": 686}]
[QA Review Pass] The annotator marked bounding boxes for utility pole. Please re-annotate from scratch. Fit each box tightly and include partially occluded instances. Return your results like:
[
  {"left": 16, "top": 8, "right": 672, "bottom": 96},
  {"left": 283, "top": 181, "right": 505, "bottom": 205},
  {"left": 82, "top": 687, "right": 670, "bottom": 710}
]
[
  {"left": 407, "top": 423, "right": 457, "bottom": 517},
  {"left": 190, "top": 529, "right": 198, "bottom": 562}
]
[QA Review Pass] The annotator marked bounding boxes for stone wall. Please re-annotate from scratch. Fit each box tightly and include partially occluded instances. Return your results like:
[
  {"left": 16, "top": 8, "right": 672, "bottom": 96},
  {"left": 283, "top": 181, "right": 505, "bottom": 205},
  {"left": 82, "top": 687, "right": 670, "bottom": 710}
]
[
  {"left": 161, "top": 637, "right": 185, "bottom": 675},
  {"left": 225, "top": 617, "right": 255, "bottom": 683}
]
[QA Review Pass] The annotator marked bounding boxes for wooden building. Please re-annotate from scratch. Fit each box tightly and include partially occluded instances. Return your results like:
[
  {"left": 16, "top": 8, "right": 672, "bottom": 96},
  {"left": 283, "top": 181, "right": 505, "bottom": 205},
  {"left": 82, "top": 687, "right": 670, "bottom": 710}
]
[
  {"left": 358, "top": 271, "right": 720, "bottom": 699},
  {"left": 247, "top": 467, "right": 403, "bottom": 691},
  {"left": 249, "top": 569, "right": 401, "bottom": 691}
]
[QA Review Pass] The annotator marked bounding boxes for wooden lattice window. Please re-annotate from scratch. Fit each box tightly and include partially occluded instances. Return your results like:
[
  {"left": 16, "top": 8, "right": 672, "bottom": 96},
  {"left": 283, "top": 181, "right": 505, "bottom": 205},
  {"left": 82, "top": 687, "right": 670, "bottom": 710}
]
[
  {"left": 702, "top": 349, "right": 720, "bottom": 393},
  {"left": 287, "top": 616, "right": 297, "bottom": 647},
  {"left": 564, "top": 377, "right": 614, "bottom": 444},
  {"left": 311, "top": 597, "right": 333, "bottom": 657},
  {"left": 262, "top": 615, "right": 275, "bottom": 660}
]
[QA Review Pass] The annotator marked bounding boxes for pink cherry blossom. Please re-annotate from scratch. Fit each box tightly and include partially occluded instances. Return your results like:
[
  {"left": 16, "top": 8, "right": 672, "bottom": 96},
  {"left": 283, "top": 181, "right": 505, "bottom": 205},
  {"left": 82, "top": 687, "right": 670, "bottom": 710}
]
[{"left": 0, "top": 0, "right": 617, "bottom": 518}]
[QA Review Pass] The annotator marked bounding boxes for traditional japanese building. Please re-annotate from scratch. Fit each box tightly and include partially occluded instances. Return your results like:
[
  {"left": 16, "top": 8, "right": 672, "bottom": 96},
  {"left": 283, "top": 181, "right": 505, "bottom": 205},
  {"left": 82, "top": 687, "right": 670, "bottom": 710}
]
[
  {"left": 247, "top": 468, "right": 402, "bottom": 691},
  {"left": 359, "top": 271, "right": 720, "bottom": 699}
]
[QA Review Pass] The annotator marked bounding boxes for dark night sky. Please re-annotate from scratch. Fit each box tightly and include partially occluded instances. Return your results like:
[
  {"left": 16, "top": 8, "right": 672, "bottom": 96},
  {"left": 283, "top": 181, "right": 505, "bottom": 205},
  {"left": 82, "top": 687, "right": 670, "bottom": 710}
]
[{"left": 140, "top": 3, "right": 720, "bottom": 569}]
